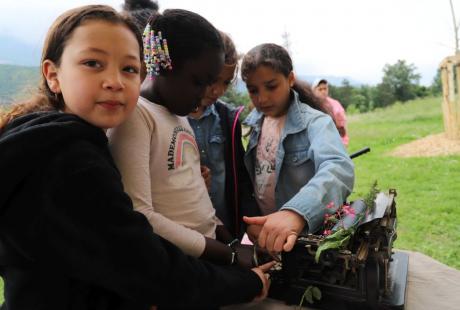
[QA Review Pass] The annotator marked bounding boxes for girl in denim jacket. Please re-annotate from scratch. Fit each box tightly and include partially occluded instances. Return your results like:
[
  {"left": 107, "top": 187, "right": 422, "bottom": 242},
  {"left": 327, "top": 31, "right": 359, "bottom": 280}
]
[{"left": 241, "top": 43, "right": 355, "bottom": 254}]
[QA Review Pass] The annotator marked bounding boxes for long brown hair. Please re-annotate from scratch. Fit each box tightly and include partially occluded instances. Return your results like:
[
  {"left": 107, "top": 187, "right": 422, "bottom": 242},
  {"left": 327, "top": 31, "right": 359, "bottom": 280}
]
[
  {"left": 0, "top": 5, "right": 142, "bottom": 132},
  {"left": 241, "top": 43, "right": 327, "bottom": 113}
]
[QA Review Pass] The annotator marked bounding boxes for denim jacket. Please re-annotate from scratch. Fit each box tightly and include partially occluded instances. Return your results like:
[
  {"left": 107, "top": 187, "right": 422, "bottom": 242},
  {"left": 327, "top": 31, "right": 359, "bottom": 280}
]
[
  {"left": 188, "top": 101, "right": 257, "bottom": 237},
  {"left": 243, "top": 91, "right": 355, "bottom": 233}
]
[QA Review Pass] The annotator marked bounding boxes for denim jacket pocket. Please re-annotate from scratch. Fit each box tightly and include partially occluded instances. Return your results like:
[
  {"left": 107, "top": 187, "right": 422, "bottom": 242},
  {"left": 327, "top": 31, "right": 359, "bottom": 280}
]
[
  {"left": 209, "top": 134, "right": 226, "bottom": 163},
  {"left": 284, "top": 150, "right": 310, "bottom": 166},
  {"left": 281, "top": 150, "right": 315, "bottom": 191}
]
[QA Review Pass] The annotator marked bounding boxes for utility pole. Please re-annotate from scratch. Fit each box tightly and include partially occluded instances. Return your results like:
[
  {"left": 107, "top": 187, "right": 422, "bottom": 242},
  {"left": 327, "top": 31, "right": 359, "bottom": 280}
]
[
  {"left": 281, "top": 30, "right": 291, "bottom": 55},
  {"left": 449, "top": 0, "right": 459, "bottom": 54}
]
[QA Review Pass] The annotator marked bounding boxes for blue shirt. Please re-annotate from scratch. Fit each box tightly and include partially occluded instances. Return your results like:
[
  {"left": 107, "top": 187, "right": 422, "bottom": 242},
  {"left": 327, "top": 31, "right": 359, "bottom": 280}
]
[{"left": 188, "top": 104, "right": 228, "bottom": 227}]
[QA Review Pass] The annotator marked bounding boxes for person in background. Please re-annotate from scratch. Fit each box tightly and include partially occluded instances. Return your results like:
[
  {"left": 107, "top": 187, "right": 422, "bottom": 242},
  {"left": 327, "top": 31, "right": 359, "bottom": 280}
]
[{"left": 312, "top": 78, "right": 349, "bottom": 146}]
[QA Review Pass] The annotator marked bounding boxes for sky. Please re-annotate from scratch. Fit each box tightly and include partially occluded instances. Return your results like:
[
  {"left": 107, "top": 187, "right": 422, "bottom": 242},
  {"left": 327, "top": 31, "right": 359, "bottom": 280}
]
[{"left": 0, "top": 0, "right": 457, "bottom": 85}]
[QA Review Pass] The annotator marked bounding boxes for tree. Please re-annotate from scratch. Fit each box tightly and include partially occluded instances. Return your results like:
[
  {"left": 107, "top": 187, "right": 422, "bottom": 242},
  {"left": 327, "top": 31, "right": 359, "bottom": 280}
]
[
  {"left": 281, "top": 30, "right": 291, "bottom": 55},
  {"left": 338, "top": 79, "right": 354, "bottom": 109},
  {"left": 221, "top": 84, "right": 252, "bottom": 119},
  {"left": 380, "top": 59, "right": 421, "bottom": 103},
  {"left": 353, "top": 85, "right": 374, "bottom": 112},
  {"left": 430, "top": 68, "right": 442, "bottom": 95},
  {"left": 373, "top": 82, "right": 396, "bottom": 108}
]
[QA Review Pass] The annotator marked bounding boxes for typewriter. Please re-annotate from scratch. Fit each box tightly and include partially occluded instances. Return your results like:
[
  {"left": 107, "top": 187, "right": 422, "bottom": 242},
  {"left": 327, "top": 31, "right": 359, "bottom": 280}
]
[{"left": 268, "top": 189, "right": 408, "bottom": 309}]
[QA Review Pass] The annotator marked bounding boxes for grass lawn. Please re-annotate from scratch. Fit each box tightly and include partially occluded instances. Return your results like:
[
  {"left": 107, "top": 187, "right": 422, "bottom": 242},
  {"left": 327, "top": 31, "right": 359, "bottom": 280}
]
[{"left": 347, "top": 96, "right": 460, "bottom": 269}]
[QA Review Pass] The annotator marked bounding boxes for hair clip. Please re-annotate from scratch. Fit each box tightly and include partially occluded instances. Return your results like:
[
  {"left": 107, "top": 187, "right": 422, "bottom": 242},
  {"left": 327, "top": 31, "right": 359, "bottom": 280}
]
[{"left": 143, "top": 24, "right": 173, "bottom": 79}]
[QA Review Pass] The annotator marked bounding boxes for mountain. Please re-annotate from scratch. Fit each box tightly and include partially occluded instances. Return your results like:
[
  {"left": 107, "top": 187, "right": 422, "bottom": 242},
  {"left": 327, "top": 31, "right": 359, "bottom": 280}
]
[
  {"left": 296, "top": 75, "right": 363, "bottom": 87},
  {"left": 233, "top": 74, "right": 363, "bottom": 94},
  {"left": 0, "top": 64, "right": 40, "bottom": 105},
  {"left": 0, "top": 35, "right": 41, "bottom": 67}
]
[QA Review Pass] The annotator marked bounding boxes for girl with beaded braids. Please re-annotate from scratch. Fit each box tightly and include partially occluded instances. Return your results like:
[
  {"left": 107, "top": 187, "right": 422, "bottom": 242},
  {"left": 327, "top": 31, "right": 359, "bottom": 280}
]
[
  {"left": 240, "top": 43, "right": 355, "bottom": 254},
  {"left": 108, "top": 9, "right": 267, "bottom": 272},
  {"left": 0, "top": 5, "right": 271, "bottom": 309}
]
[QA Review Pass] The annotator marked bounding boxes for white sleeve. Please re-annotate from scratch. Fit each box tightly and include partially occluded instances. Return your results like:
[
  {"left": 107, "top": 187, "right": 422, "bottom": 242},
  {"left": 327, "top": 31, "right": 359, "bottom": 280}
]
[{"left": 108, "top": 107, "right": 206, "bottom": 257}]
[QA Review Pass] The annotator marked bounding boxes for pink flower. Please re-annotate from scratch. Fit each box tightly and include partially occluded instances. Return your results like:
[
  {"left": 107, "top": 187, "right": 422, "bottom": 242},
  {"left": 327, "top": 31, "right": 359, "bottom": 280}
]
[
  {"left": 326, "top": 201, "right": 334, "bottom": 209},
  {"left": 323, "top": 229, "right": 332, "bottom": 236}
]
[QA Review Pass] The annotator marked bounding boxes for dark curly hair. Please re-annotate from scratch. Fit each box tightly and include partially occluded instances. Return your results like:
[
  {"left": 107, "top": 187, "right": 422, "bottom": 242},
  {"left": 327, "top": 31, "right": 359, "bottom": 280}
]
[
  {"left": 146, "top": 9, "right": 223, "bottom": 75},
  {"left": 122, "top": 0, "right": 159, "bottom": 33}
]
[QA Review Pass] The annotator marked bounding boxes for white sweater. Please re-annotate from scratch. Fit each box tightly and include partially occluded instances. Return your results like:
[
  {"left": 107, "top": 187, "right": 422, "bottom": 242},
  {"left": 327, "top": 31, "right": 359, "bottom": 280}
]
[{"left": 108, "top": 97, "right": 217, "bottom": 257}]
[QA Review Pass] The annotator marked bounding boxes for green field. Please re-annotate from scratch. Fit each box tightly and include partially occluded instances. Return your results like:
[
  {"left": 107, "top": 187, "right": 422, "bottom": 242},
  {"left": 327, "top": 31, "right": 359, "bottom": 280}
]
[
  {"left": 347, "top": 96, "right": 460, "bottom": 269},
  {"left": 0, "top": 96, "right": 458, "bottom": 304}
]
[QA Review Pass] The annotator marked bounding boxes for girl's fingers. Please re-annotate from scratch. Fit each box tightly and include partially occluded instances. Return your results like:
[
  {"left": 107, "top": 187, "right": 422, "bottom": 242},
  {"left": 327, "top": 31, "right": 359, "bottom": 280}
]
[
  {"left": 257, "top": 260, "right": 276, "bottom": 272},
  {"left": 272, "top": 234, "right": 286, "bottom": 253},
  {"left": 283, "top": 232, "right": 298, "bottom": 252},
  {"left": 243, "top": 215, "right": 267, "bottom": 225},
  {"left": 257, "top": 227, "right": 268, "bottom": 249},
  {"left": 264, "top": 229, "right": 277, "bottom": 252}
]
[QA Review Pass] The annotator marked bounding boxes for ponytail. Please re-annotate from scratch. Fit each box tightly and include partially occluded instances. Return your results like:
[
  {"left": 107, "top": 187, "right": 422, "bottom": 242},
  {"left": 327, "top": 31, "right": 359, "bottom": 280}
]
[{"left": 293, "top": 80, "right": 330, "bottom": 114}]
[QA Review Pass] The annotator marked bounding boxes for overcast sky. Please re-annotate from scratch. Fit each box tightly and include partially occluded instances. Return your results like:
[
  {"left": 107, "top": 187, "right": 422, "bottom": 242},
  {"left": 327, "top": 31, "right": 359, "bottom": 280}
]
[{"left": 0, "top": 0, "right": 456, "bottom": 85}]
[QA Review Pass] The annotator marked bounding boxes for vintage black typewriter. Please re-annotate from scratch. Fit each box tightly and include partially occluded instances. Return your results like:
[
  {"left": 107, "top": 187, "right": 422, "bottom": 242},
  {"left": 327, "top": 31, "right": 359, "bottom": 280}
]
[{"left": 268, "top": 149, "right": 409, "bottom": 310}]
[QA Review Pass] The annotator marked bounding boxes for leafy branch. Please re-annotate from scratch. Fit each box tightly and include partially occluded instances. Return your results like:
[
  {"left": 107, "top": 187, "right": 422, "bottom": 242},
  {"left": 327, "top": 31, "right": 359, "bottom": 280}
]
[{"left": 298, "top": 285, "right": 321, "bottom": 308}]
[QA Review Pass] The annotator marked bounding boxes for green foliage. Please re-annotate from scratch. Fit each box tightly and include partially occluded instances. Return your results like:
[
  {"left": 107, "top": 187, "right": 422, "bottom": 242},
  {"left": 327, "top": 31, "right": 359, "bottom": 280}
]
[
  {"left": 314, "top": 180, "right": 380, "bottom": 264},
  {"left": 379, "top": 59, "right": 421, "bottom": 104},
  {"left": 329, "top": 60, "right": 429, "bottom": 113},
  {"left": 430, "top": 68, "right": 442, "bottom": 96},
  {"left": 0, "top": 64, "right": 40, "bottom": 105},
  {"left": 221, "top": 84, "right": 252, "bottom": 119},
  {"left": 348, "top": 96, "right": 460, "bottom": 269},
  {"left": 329, "top": 79, "right": 354, "bottom": 109},
  {"left": 373, "top": 81, "right": 396, "bottom": 108},
  {"left": 315, "top": 228, "right": 353, "bottom": 263},
  {"left": 0, "top": 278, "right": 3, "bottom": 304},
  {"left": 299, "top": 285, "right": 321, "bottom": 306},
  {"left": 363, "top": 181, "right": 379, "bottom": 210}
]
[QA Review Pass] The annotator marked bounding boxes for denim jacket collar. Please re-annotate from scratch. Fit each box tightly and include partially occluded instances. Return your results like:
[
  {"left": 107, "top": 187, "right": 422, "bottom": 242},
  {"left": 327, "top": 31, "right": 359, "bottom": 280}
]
[{"left": 244, "top": 90, "right": 308, "bottom": 138}]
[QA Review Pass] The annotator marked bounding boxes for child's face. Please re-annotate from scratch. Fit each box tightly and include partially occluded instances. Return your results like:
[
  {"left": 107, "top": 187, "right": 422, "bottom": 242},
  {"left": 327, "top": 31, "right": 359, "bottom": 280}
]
[
  {"left": 44, "top": 20, "right": 141, "bottom": 129},
  {"left": 314, "top": 83, "right": 329, "bottom": 99},
  {"left": 245, "top": 65, "right": 294, "bottom": 118},
  {"left": 200, "top": 63, "right": 236, "bottom": 107},
  {"left": 160, "top": 49, "right": 224, "bottom": 116}
]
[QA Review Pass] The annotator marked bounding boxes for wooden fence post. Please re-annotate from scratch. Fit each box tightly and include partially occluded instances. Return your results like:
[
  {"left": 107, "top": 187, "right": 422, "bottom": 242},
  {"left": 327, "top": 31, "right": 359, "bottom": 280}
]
[{"left": 440, "top": 55, "right": 460, "bottom": 140}]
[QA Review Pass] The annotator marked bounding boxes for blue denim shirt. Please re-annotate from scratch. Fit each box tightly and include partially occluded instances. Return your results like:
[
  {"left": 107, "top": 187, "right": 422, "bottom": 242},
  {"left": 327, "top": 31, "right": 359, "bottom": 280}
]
[
  {"left": 188, "top": 104, "right": 228, "bottom": 226},
  {"left": 244, "top": 91, "right": 355, "bottom": 233}
]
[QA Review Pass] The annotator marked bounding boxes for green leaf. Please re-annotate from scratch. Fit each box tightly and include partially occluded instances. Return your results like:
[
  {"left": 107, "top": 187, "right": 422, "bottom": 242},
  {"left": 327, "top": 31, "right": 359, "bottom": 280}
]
[
  {"left": 315, "top": 228, "right": 353, "bottom": 263},
  {"left": 312, "top": 286, "right": 322, "bottom": 300},
  {"left": 299, "top": 286, "right": 320, "bottom": 307},
  {"left": 305, "top": 291, "right": 313, "bottom": 304}
]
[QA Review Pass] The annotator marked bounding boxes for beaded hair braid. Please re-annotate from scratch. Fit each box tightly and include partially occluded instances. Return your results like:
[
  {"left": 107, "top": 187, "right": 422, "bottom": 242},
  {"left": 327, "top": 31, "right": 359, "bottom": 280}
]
[{"left": 143, "top": 23, "right": 172, "bottom": 78}]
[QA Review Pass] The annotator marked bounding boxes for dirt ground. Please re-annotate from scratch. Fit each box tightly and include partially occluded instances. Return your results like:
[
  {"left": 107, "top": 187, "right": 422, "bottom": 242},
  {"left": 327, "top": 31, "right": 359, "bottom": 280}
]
[{"left": 390, "top": 133, "right": 460, "bottom": 157}]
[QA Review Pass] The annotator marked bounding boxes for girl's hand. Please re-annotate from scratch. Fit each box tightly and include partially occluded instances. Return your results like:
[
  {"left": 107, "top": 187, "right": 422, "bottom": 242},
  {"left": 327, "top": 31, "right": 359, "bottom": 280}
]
[
  {"left": 246, "top": 224, "right": 262, "bottom": 243},
  {"left": 243, "top": 210, "right": 305, "bottom": 252},
  {"left": 251, "top": 261, "right": 276, "bottom": 302},
  {"left": 200, "top": 165, "right": 211, "bottom": 192}
]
